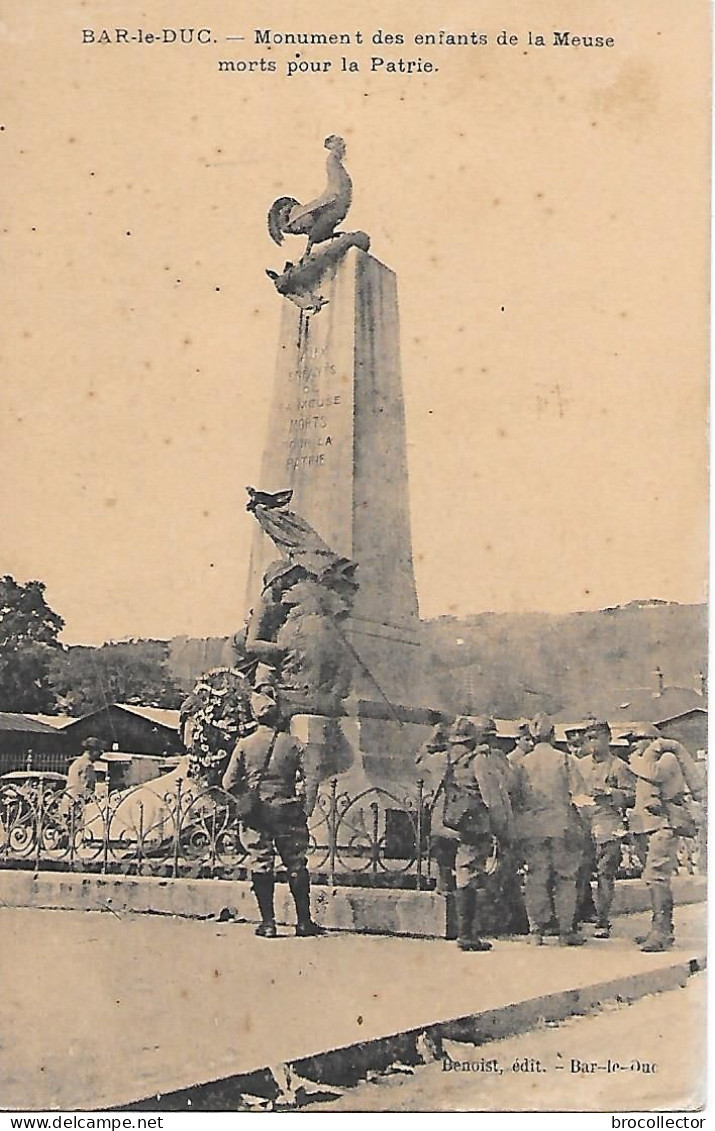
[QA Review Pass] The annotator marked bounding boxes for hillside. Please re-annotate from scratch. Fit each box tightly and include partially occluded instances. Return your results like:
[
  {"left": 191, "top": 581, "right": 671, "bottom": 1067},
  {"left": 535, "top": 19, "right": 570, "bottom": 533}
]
[
  {"left": 422, "top": 600, "right": 707, "bottom": 717},
  {"left": 165, "top": 601, "right": 707, "bottom": 718}
]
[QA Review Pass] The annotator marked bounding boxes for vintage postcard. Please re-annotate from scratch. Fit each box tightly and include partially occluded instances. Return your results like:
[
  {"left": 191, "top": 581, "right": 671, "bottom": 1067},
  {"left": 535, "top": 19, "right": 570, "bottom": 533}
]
[{"left": 0, "top": 0, "right": 709, "bottom": 1118}]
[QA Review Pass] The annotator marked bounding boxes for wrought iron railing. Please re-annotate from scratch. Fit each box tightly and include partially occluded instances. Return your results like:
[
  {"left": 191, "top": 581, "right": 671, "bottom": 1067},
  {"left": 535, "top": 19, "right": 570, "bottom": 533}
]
[
  {"left": 0, "top": 775, "right": 678, "bottom": 887},
  {"left": 0, "top": 776, "right": 436, "bottom": 887}
]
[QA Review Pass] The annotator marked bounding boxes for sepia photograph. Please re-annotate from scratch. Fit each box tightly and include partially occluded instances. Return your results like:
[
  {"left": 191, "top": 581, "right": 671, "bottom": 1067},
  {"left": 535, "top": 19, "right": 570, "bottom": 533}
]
[{"left": 0, "top": 0, "right": 709, "bottom": 1117}]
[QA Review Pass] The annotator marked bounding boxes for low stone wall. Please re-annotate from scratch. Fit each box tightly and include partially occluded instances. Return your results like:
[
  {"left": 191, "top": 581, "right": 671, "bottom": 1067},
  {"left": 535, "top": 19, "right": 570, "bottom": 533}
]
[{"left": 0, "top": 869, "right": 704, "bottom": 936}]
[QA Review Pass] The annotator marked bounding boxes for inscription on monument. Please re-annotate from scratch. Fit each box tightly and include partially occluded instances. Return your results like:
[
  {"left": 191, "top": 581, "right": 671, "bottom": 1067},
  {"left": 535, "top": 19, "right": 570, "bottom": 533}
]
[{"left": 282, "top": 342, "right": 347, "bottom": 473}]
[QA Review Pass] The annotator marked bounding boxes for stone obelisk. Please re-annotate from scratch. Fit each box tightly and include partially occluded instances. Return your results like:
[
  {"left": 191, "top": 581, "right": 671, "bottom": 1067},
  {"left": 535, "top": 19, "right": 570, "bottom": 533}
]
[
  {"left": 245, "top": 134, "right": 448, "bottom": 784},
  {"left": 246, "top": 246, "right": 427, "bottom": 708}
]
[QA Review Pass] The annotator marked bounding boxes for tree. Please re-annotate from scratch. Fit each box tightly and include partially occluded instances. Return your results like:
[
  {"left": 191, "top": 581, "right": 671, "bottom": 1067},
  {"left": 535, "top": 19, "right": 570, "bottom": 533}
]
[
  {"left": 49, "top": 640, "right": 185, "bottom": 716},
  {"left": 0, "top": 575, "right": 65, "bottom": 712}
]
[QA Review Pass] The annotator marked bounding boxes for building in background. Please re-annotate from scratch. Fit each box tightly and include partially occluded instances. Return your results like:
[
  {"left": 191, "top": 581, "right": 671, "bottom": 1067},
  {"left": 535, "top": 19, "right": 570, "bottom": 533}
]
[
  {"left": 555, "top": 671, "right": 707, "bottom": 756},
  {"left": 59, "top": 704, "right": 182, "bottom": 756},
  {"left": 0, "top": 712, "right": 71, "bottom": 773}
]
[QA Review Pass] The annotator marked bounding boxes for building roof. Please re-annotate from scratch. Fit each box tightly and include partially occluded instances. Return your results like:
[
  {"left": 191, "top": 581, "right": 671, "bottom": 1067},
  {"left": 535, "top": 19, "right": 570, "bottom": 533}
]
[
  {"left": 25, "top": 714, "right": 74, "bottom": 730},
  {"left": 0, "top": 712, "right": 64, "bottom": 734},
  {"left": 554, "top": 686, "right": 706, "bottom": 726},
  {"left": 114, "top": 704, "right": 181, "bottom": 730},
  {"left": 59, "top": 703, "right": 181, "bottom": 732}
]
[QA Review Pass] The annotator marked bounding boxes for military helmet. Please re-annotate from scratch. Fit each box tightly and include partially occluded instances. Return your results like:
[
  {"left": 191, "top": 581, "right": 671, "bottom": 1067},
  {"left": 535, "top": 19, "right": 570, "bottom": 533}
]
[
  {"left": 471, "top": 715, "right": 497, "bottom": 740},
  {"left": 262, "top": 559, "right": 302, "bottom": 591},
  {"left": 622, "top": 722, "right": 660, "bottom": 741},
  {"left": 581, "top": 716, "right": 612, "bottom": 738},
  {"left": 530, "top": 713, "right": 555, "bottom": 742},
  {"left": 448, "top": 717, "right": 479, "bottom": 745}
]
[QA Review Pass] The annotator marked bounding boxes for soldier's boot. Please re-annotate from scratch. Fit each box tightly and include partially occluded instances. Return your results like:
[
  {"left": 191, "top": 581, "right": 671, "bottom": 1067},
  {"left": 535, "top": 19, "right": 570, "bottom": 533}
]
[
  {"left": 638, "top": 887, "right": 674, "bottom": 952},
  {"left": 252, "top": 874, "right": 277, "bottom": 938},
  {"left": 576, "top": 878, "right": 597, "bottom": 927},
  {"left": 455, "top": 886, "right": 491, "bottom": 952},
  {"left": 638, "top": 882, "right": 669, "bottom": 945},
  {"left": 558, "top": 932, "right": 587, "bottom": 946},
  {"left": 289, "top": 869, "right": 326, "bottom": 937},
  {"left": 437, "top": 862, "right": 456, "bottom": 894},
  {"left": 594, "top": 874, "right": 615, "bottom": 938},
  {"left": 663, "top": 890, "right": 675, "bottom": 945}
]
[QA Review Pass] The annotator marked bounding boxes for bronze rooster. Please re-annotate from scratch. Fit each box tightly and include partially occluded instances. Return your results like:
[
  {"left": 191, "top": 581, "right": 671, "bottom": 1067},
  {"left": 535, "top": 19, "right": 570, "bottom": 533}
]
[{"left": 267, "top": 135, "right": 352, "bottom": 258}]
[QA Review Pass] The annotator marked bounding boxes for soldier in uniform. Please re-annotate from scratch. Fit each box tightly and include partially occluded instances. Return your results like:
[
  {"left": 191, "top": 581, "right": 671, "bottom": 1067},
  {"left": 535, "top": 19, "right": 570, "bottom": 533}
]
[
  {"left": 507, "top": 721, "right": 534, "bottom": 768},
  {"left": 577, "top": 718, "right": 636, "bottom": 938},
  {"left": 415, "top": 723, "right": 457, "bottom": 895},
  {"left": 627, "top": 726, "right": 704, "bottom": 952},
  {"left": 442, "top": 717, "right": 515, "bottom": 952},
  {"left": 564, "top": 725, "right": 598, "bottom": 931},
  {"left": 514, "top": 714, "right": 589, "bottom": 946},
  {"left": 57, "top": 737, "right": 105, "bottom": 836},
  {"left": 475, "top": 717, "right": 529, "bottom": 936},
  {"left": 65, "top": 737, "right": 104, "bottom": 800},
  {"left": 222, "top": 687, "right": 323, "bottom": 938}
]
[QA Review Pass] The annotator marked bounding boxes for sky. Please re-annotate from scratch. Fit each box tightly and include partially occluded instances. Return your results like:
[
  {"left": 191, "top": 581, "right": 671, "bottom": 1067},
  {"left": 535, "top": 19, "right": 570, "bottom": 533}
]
[{"left": 1, "top": 0, "right": 710, "bottom": 644}]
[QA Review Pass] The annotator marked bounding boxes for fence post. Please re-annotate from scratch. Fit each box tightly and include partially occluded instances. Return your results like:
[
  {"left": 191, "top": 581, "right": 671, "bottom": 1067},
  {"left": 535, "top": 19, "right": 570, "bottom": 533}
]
[
  {"left": 416, "top": 779, "right": 424, "bottom": 891},
  {"left": 208, "top": 802, "right": 218, "bottom": 877},
  {"left": 102, "top": 796, "right": 111, "bottom": 874},
  {"left": 34, "top": 782, "right": 43, "bottom": 873},
  {"left": 370, "top": 801, "right": 380, "bottom": 876},
  {"left": 136, "top": 800, "right": 145, "bottom": 872},
  {"left": 172, "top": 777, "right": 183, "bottom": 878},
  {"left": 328, "top": 778, "right": 337, "bottom": 887},
  {"left": 68, "top": 800, "right": 76, "bottom": 870}
]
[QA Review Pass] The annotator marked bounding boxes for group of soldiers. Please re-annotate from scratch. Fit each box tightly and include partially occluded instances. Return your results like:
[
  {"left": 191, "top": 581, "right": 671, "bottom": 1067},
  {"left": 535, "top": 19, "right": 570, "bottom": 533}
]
[
  {"left": 58, "top": 691, "right": 704, "bottom": 952},
  {"left": 417, "top": 712, "right": 705, "bottom": 954},
  {"left": 218, "top": 694, "right": 704, "bottom": 950}
]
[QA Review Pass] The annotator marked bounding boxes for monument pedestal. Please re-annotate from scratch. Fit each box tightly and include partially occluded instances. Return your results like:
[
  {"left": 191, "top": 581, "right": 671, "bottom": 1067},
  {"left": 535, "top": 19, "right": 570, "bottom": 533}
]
[
  {"left": 247, "top": 247, "right": 448, "bottom": 782},
  {"left": 290, "top": 705, "right": 448, "bottom": 792}
]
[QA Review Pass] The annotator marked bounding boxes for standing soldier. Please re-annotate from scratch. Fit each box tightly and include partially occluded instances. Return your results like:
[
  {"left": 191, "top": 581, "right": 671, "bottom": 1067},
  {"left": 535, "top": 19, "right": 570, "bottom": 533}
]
[
  {"left": 507, "top": 721, "right": 534, "bottom": 769},
  {"left": 415, "top": 723, "right": 458, "bottom": 896},
  {"left": 58, "top": 737, "right": 105, "bottom": 838},
  {"left": 222, "top": 686, "right": 323, "bottom": 938},
  {"left": 566, "top": 726, "right": 598, "bottom": 932},
  {"left": 627, "top": 728, "right": 705, "bottom": 952},
  {"left": 441, "top": 717, "right": 515, "bottom": 952},
  {"left": 578, "top": 719, "right": 636, "bottom": 938},
  {"left": 514, "top": 714, "right": 589, "bottom": 946},
  {"left": 476, "top": 716, "right": 530, "bottom": 936},
  {"left": 65, "top": 737, "right": 104, "bottom": 800}
]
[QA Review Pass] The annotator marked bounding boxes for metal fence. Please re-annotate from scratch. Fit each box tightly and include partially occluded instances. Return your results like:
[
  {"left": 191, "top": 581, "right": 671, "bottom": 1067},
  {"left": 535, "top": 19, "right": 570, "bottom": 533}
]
[
  {"left": 0, "top": 776, "right": 435, "bottom": 887},
  {"left": 1, "top": 750, "right": 71, "bottom": 775},
  {"left": 0, "top": 775, "right": 674, "bottom": 888}
]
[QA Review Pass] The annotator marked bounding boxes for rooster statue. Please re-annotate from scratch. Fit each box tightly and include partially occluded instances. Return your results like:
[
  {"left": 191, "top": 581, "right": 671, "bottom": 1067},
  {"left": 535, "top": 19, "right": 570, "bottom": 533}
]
[{"left": 267, "top": 135, "right": 352, "bottom": 260}]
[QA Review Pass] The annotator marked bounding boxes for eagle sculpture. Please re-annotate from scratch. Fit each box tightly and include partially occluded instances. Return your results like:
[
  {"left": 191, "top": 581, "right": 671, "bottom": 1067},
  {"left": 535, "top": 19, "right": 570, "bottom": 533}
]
[
  {"left": 246, "top": 486, "right": 294, "bottom": 512},
  {"left": 267, "top": 135, "right": 352, "bottom": 259}
]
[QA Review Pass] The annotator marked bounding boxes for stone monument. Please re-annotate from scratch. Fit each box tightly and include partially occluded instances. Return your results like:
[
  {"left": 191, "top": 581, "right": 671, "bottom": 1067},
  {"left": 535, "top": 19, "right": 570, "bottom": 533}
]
[{"left": 244, "top": 137, "right": 446, "bottom": 785}]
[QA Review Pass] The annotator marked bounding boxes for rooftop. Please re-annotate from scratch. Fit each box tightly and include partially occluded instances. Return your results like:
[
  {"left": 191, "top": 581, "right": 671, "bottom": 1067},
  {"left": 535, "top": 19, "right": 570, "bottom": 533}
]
[
  {"left": 555, "top": 685, "right": 706, "bottom": 725},
  {"left": 0, "top": 712, "right": 64, "bottom": 734},
  {"left": 115, "top": 704, "right": 181, "bottom": 730}
]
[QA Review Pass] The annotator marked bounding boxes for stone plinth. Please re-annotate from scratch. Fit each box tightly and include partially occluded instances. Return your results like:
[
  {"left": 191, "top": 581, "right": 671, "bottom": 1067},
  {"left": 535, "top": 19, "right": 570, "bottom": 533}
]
[
  {"left": 246, "top": 247, "right": 438, "bottom": 714},
  {"left": 290, "top": 710, "right": 442, "bottom": 793}
]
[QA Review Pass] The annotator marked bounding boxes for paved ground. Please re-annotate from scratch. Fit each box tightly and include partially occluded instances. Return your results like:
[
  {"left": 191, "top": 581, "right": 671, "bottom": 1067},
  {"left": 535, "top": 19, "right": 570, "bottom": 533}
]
[
  {"left": 0, "top": 904, "right": 705, "bottom": 1111},
  {"left": 321, "top": 972, "right": 707, "bottom": 1112}
]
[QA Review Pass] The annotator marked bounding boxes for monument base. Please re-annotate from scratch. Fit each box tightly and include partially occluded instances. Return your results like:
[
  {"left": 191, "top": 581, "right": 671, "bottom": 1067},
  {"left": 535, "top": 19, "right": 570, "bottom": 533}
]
[{"left": 290, "top": 702, "right": 447, "bottom": 791}]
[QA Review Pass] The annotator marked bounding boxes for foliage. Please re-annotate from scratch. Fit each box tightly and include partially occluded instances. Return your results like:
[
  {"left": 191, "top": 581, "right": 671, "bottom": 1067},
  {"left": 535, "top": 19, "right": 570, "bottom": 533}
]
[
  {"left": 49, "top": 639, "right": 185, "bottom": 716},
  {"left": 0, "top": 575, "right": 64, "bottom": 712}
]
